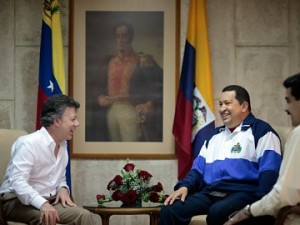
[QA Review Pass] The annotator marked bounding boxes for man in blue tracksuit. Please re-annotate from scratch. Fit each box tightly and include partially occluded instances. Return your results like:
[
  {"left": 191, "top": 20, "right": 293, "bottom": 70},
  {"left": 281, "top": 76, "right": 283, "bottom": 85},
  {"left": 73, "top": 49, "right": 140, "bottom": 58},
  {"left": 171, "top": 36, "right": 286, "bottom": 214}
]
[{"left": 159, "top": 85, "right": 282, "bottom": 225}]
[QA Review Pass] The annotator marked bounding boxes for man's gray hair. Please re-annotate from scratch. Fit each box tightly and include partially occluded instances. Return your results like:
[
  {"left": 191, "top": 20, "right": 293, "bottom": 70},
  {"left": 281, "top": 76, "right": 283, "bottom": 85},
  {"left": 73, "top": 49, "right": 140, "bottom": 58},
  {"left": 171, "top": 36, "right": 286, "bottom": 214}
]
[{"left": 40, "top": 94, "right": 80, "bottom": 127}]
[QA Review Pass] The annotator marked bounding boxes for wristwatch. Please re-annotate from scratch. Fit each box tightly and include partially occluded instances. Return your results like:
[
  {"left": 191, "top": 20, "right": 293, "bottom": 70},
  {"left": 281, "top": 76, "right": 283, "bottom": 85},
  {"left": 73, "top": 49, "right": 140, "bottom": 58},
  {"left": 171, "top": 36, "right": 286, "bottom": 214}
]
[{"left": 242, "top": 204, "right": 253, "bottom": 217}]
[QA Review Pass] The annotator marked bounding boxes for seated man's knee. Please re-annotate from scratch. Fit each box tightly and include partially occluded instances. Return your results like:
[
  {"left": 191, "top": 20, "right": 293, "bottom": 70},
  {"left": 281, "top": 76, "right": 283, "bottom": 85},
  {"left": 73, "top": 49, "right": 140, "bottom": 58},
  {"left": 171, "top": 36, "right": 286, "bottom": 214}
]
[
  {"left": 160, "top": 205, "right": 171, "bottom": 216},
  {"left": 159, "top": 204, "right": 192, "bottom": 225},
  {"left": 206, "top": 206, "right": 228, "bottom": 225}
]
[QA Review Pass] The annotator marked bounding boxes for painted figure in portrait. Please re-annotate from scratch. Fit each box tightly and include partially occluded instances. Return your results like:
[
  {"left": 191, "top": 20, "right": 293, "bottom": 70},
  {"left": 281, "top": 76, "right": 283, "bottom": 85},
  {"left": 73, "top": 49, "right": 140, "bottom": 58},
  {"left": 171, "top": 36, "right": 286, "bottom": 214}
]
[{"left": 85, "top": 12, "right": 163, "bottom": 142}]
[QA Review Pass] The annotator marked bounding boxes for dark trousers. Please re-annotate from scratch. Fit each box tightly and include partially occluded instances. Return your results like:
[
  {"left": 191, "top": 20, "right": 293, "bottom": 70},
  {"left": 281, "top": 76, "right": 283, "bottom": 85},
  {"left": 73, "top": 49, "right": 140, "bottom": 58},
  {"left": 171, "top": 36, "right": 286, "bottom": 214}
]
[{"left": 158, "top": 191, "right": 275, "bottom": 225}]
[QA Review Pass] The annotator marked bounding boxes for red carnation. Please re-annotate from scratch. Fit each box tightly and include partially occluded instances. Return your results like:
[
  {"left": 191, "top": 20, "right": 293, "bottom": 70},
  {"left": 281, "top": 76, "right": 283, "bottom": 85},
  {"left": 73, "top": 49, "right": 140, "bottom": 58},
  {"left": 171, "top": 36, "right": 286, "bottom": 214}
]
[
  {"left": 113, "top": 175, "right": 123, "bottom": 185},
  {"left": 99, "top": 161, "right": 168, "bottom": 206},
  {"left": 111, "top": 190, "right": 123, "bottom": 201},
  {"left": 96, "top": 194, "right": 105, "bottom": 200},
  {"left": 138, "top": 170, "right": 152, "bottom": 181},
  {"left": 123, "top": 163, "right": 135, "bottom": 172},
  {"left": 121, "top": 190, "right": 139, "bottom": 205},
  {"left": 149, "top": 192, "right": 160, "bottom": 202},
  {"left": 152, "top": 182, "right": 163, "bottom": 192},
  {"left": 107, "top": 175, "right": 123, "bottom": 190}
]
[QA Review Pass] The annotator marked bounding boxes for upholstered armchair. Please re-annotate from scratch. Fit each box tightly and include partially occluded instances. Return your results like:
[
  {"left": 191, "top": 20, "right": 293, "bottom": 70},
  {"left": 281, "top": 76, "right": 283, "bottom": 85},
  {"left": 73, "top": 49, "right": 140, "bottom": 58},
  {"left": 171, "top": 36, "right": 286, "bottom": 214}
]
[{"left": 0, "top": 129, "right": 28, "bottom": 225}]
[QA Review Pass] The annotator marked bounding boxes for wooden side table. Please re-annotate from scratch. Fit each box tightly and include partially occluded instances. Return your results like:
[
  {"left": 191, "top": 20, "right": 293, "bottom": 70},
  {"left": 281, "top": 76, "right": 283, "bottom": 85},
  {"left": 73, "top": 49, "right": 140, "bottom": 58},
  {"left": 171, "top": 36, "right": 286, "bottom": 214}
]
[{"left": 84, "top": 205, "right": 161, "bottom": 225}]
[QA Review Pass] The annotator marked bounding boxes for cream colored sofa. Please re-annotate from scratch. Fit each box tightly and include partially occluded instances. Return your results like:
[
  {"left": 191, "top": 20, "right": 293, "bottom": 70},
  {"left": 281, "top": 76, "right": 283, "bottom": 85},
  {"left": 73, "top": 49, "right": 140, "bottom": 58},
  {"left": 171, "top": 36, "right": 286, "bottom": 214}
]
[{"left": 189, "top": 126, "right": 293, "bottom": 225}]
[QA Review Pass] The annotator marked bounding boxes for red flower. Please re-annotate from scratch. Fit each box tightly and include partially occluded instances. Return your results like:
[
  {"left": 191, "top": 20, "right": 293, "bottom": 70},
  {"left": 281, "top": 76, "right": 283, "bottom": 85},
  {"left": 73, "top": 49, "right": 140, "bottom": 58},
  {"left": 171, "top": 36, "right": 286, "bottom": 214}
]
[
  {"left": 149, "top": 192, "right": 160, "bottom": 202},
  {"left": 120, "top": 190, "right": 139, "bottom": 205},
  {"left": 138, "top": 170, "right": 152, "bottom": 181},
  {"left": 96, "top": 194, "right": 105, "bottom": 200},
  {"left": 107, "top": 175, "right": 123, "bottom": 190},
  {"left": 123, "top": 163, "right": 135, "bottom": 172},
  {"left": 113, "top": 175, "right": 123, "bottom": 185},
  {"left": 152, "top": 182, "right": 163, "bottom": 192},
  {"left": 98, "top": 161, "right": 167, "bottom": 206},
  {"left": 111, "top": 190, "right": 123, "bottom": 201}
]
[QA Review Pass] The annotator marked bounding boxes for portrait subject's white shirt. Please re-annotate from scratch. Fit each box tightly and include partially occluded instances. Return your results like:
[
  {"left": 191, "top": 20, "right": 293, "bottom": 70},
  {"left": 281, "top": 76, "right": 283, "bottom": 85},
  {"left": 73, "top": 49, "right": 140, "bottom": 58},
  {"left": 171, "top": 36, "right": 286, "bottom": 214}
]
[{"left": 0, "top": 127, "right": 69, "bottom": 209}]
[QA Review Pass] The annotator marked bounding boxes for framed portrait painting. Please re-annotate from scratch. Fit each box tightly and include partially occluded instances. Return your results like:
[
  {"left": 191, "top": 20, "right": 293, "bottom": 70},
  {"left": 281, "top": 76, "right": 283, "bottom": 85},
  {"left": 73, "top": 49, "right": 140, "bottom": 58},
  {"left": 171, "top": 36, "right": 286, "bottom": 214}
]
[{"left": 69, "top": 0, "right": 179, "bottom": 158}]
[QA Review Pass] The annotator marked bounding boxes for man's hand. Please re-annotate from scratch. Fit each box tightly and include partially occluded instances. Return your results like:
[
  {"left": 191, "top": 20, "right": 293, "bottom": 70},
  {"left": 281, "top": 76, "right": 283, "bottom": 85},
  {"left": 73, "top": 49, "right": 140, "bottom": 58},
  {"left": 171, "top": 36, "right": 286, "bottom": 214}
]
[
  {"left": 223, "top": 210, "right": 250, "bottom": 225},
  {"left": 53, "top": 187, "right": 76, "bottom": 208},
  {"left": 136, "top": 101, "right": 153, "bottom": 115},
  {"left": 97, "top": 95, "right": 111, "bottom": 106},
  {"left": 163, "top": 187, "right": 188, "bottom": 205},
  {"left": 40, "top": 202, "right": 59, "bottom": 225}
]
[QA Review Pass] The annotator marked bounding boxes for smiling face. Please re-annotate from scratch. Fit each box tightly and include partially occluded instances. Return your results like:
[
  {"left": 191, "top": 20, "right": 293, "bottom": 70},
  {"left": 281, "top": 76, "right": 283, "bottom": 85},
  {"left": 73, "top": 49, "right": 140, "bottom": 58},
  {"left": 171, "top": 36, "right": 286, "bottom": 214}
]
[
  {"left": 285, "top": 87, "right": 300, "bottom": 127},
  {"left": 218, "top": 90, "right": 249, "bottom": 129},
  {"left": 55, "top": 107, "right": 80, "bottom": 142}
]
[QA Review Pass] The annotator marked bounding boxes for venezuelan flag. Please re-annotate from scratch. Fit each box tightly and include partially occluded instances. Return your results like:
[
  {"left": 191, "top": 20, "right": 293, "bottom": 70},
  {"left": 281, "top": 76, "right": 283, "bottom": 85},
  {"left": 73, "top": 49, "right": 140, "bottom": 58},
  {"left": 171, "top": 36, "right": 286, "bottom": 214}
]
[
  {"left": 36, "top": 0, "right": 71, "bottom": 188},
  {"left": 173, "top": 0, "right": 215, "bottom": 179}
]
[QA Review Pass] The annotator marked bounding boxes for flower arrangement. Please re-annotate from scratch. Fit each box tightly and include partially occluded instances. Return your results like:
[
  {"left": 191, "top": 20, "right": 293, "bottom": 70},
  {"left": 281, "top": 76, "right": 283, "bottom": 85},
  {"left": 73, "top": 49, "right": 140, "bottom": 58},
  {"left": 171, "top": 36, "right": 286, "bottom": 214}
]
[{"left": 96, "top": 161, "right": 168, "bottom": 207}]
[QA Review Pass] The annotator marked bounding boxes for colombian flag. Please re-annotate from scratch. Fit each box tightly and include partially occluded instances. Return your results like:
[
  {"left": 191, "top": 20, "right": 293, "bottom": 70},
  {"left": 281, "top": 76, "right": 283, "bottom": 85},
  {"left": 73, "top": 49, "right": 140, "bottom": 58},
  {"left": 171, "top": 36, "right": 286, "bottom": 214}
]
[
  {"left": 173, "top": 0, "right": 215, "bottom": 179},
  {"left": 36, "top": 0, "right": 71, "bottom": 188}
]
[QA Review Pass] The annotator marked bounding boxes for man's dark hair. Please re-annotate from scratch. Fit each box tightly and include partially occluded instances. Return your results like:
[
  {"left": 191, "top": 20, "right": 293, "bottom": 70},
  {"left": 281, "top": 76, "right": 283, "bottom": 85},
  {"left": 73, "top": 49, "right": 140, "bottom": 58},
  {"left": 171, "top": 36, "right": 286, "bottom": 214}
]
[
  {"left": 113, "top": 22, "right": 134, "bottom": 43},
  {"left": 40, "top": 94, "right": 80, "bottom": 127},
  {"left": 283, "top": 73, "right": 300, "bottom": 100},
  {"left": 222, "top": 85, "right": 252, "bottom": 112}
]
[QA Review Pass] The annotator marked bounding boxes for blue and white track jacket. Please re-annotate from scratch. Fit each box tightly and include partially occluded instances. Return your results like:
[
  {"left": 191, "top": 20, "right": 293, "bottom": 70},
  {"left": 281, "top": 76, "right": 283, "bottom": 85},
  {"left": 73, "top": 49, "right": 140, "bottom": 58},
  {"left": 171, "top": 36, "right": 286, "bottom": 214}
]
[{"left": 175, "top": 114, "right": 282, "bottom": 198}]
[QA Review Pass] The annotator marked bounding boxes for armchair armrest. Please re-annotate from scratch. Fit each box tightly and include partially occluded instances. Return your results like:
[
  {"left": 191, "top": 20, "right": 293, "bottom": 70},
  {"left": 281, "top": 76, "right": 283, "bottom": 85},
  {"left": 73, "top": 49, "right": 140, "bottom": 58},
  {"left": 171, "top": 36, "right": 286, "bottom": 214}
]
[{"left": 274, "top": 204, "right": 300, "bottom": 225}]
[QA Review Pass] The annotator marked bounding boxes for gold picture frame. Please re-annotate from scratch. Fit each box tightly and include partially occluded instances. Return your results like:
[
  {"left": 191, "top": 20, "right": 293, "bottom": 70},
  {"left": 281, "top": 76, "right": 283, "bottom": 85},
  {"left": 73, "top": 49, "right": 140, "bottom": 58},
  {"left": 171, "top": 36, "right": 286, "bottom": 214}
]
[{"left": 69, "top": 0, "right": 179, "bottom": 159}]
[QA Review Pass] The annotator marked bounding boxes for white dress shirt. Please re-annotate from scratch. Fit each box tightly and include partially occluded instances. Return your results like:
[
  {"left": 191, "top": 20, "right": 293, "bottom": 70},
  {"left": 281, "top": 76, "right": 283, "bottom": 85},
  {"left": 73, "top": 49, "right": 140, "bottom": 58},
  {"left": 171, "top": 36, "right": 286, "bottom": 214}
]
[
  {"left": 0, "top": 127, "right": 69, "bottom": 209},
  {"left": 251, "top": 125, "right": 300, "bottom": 225}
]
